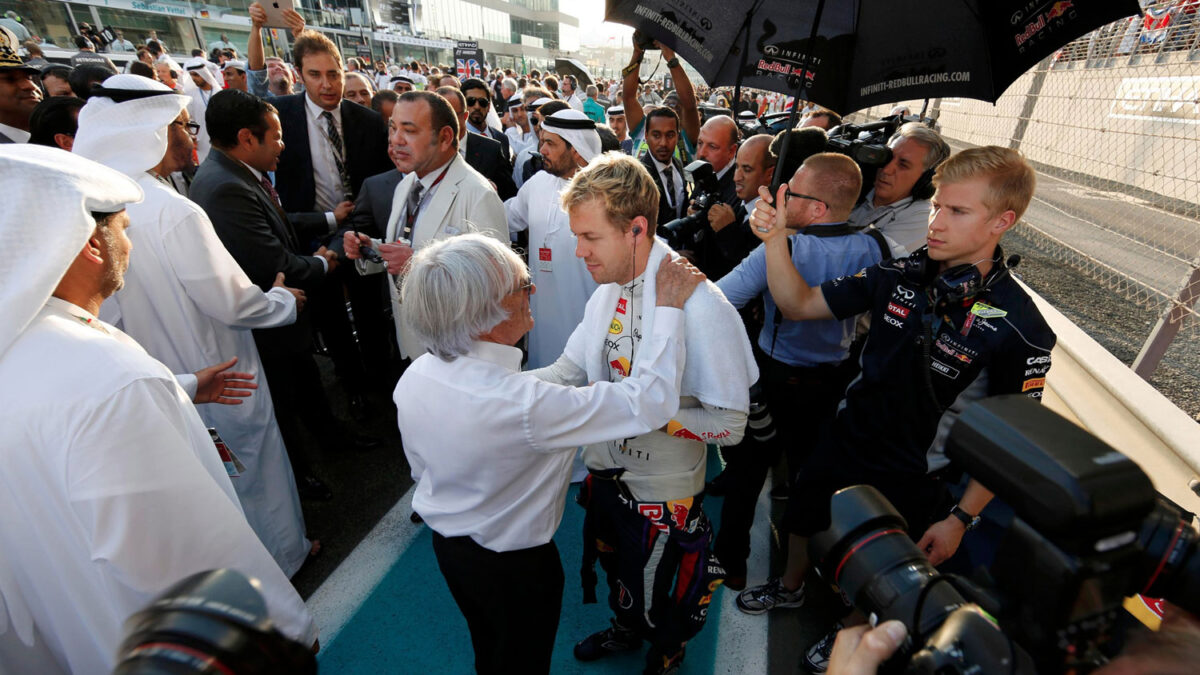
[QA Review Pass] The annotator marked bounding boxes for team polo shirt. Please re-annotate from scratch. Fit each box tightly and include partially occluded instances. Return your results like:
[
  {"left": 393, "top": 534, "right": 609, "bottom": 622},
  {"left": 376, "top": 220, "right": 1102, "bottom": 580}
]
[{"left": 819, "top": 248, "right": 1057, "bottom": 474}]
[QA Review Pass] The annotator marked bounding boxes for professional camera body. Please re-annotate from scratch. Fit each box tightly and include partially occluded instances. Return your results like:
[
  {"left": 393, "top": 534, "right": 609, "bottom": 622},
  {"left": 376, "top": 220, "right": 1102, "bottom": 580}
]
[
  {"left": 659, "top": 159, "right": 721, "bottom": 250},
  {"left": 113, "top": 569, "right": 316, "bottom": 674},
  {"left": 810, "top": 396, "right": 1200, "bottom": 674}
]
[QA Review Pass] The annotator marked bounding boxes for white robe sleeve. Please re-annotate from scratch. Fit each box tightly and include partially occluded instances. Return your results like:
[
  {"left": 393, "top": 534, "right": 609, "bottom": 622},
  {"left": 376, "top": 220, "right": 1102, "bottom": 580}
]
[
  {"left": 504, "top": 185, "right": 530, "bottom": 234},
  {"left": 67, "top": 378, "right": 318, "bottom": 647},
  {"left": 162, "top": 207, "right": 298, "bottom": 329}
]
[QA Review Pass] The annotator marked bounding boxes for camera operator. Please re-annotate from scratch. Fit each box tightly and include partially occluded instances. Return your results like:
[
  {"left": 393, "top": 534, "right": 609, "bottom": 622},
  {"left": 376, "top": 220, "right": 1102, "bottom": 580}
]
[
  {"left": 701, "top": 133, "right": 775, "bottom": 281},
  {"left": 684, "top": 115, "right": 746, "bottom": 278},
  {"left": 713, "top": 153, "right": 889, "bottom": 590},
  {"left": 849, "top": 122, "right": 950, "bottom": 255},
  {"left": 735, "top": 146, "right": 1057, "bottom": 673}
]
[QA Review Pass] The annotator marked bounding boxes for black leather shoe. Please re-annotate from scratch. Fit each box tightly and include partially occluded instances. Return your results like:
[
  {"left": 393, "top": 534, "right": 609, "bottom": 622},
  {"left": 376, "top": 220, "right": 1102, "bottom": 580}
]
[{"left": 298, "top": 475, "right": 333, "bottom": 501}]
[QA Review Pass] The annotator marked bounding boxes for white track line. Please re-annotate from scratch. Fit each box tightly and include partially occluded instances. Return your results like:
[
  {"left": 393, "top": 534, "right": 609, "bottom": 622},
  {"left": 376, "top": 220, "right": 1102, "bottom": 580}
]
[
  {"left": 305, "top": 487, "right": 421, "bottom": 649},
  {"left": 713, "top": 484, "right": 770, "bottom": 674}
]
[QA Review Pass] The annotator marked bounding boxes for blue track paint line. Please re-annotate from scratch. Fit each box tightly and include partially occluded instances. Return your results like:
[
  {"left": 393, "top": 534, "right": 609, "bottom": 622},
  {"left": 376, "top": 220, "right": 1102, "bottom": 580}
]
[{"left": 316, "top": 447, "right": 767, "bottom": 673}]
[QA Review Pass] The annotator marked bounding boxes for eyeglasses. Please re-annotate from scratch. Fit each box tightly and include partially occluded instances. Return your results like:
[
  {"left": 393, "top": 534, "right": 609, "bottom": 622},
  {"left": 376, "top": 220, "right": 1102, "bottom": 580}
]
[
  {"left": 172, "top": 120, "right": 201, "bottom": 136},
  {"left": 784, "top": 190, "right": 826, "bottom": 209},
  {"left": 515, "top": 278, "right": 534, "bottom": 296},
  {"left": 465, "top": 96, "right": 490, "bottom": 108}
]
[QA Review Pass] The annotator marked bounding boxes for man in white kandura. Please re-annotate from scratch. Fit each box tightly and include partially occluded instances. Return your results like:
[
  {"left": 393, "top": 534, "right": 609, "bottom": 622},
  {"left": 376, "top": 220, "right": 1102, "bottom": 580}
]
[
  {"left": 504, "top": 108, "right": 600, "bottom": 368},
  {"left": 0, "top": 145, "right": 316, "bottom": 675},
  {"left": 74, "top": 74, "right": 318, "bottom": 575}
]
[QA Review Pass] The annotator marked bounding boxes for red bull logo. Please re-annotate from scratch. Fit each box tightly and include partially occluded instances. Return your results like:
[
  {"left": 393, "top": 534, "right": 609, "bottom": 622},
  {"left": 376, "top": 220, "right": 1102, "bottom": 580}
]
[
  {"left": 666, "top": 420, "right": 703, "bottom": 441},
  {"left": 609, "top": 356, "right": 631, "bottom": 377},
  {"left": 1046, "top": 0, "right": 1073, "bottom": 20}
]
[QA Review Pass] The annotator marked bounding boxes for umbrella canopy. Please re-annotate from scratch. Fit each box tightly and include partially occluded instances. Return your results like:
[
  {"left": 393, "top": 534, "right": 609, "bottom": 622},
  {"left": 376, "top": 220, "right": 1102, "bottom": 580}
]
[
  {"left": 606, "top": 0, "right": 1140, "bottom": 113},
  {"left": 555, "top": 57, "right": 595, "bottom": 87}
]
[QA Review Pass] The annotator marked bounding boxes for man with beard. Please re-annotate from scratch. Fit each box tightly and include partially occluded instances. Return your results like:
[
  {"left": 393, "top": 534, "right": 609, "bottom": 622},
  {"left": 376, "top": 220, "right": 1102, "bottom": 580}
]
[
  {"left": 461, "top": 77, "right": 512, "bottom": 165},
  {"left": 504, "top": 109, "right": 601, "bottom": 368}
]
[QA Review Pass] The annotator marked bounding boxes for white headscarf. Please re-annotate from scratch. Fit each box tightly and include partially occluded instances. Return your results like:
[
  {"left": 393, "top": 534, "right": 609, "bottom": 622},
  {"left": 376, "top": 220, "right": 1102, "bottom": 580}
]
[
  {"left": 0, "top": 145, "right": 143, "bottom": 359},
  {"left": 183, "top": 56, "right": 220, "bottom": 91},
  {"left": 73, "top": 74, "right": 189, "bottom": 177},
  {"left": 541, "top": 109, "right": 602, "bottom": 163}
]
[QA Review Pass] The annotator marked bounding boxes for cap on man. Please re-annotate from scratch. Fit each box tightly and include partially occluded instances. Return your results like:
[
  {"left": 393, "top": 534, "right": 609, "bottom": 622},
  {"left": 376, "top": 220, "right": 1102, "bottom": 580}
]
[{"left": 0, "top": 25, "right": 42, "bottom": 143}]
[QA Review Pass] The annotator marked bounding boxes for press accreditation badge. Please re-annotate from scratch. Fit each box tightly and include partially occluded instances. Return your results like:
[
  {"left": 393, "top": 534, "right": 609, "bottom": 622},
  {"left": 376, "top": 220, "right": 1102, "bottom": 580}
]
[
  {"left": 538, "top": 247, "right": 553, "bottom": 272},
  {"left": 208, "top": 427, "right": 246, "bottom": 478}
]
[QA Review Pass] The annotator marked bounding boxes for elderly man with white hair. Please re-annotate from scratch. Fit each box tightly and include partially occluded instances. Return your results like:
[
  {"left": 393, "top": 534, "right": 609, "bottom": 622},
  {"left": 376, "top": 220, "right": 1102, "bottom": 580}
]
[
  {"left": 504, "top": 108, "right": 602, "bottom": 368},
  {"left": 394, "top": 232, "right": 704, "bottom": 675},
  {"left": 73, "top": 74, "right": 316, "bottom": 577},
  {"left": 0, "top": 145, "right": 316, "bottom": 674}
]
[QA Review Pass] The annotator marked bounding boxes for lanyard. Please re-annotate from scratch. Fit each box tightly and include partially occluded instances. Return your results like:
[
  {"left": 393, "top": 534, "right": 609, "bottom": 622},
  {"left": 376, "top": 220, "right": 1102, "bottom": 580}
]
[{"left": 402, "top": 158, "right": 454, "bottom": 241}]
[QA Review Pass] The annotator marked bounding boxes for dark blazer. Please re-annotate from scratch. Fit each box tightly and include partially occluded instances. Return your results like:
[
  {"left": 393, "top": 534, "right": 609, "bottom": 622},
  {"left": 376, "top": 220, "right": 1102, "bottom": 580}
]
[
  {"left": 330, "top": 168, "right": 404, "bottom": 256},
  {"left": 190, "top": 149, "right": 327, "bottom": 354},
  {"left": 480, "top": 126, "right": 512, "bottom": 165},
  {"left": 271, "top": 94, "right": 392, "bottom": 215},
  {"left": 464, "top": 133, "right": 517, "bottom": 200},
  {"left": 641, "top": 153, "right": 689, "bottom": 229},
  {"left": 715, "top": 165, "right": 738, "bottom": 206},
  {"left": 695, "top": 201, "right": 759, "bottom": 281}
]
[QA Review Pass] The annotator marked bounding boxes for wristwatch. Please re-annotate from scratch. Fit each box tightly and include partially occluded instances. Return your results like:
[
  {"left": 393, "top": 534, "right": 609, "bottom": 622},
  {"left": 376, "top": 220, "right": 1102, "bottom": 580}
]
[
  {"left": 666, "top": 56, "right": 681, "bottom": 69},
  {"left": 949, "top": 505, "right": 981, "bottom": 531}
]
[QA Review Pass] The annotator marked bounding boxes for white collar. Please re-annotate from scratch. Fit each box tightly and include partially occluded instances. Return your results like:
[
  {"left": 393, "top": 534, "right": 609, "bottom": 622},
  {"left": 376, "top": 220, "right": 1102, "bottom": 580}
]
[
  {"left": 305, "top": 93, "right": 340, "bottom": 124},
  {"left": 237, "top": 158, "right": 264, "bottom": 182},
  {"left": 715, "top": 158, "right": 735, "bottom": 180},
  {"left": 417, "top": 154, "right": 456, "bottom": 190},
  {"left": 650, "top": 155, "right": 675, "bottom": 174},
  {"left": 45, "top": 296, "right": 108, "bottom": 334},
  {"left": 465, "top": 340, "right": 522, "bottom": 371},
  {"left": 867, "top": 188, "right": 915, "bottom": 210},
  {"left": 0, "top": 123, "right": 30, "bottom": 143}
]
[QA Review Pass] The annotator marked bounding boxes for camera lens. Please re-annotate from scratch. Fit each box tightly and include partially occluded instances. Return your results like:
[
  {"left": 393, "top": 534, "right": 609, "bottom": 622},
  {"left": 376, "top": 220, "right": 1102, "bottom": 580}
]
[
  {"left": 1135, "top": 498, "right": 1200, "bottom": 617},
  {"left": 810, "top": 486, "right": 966, "bottom": 636}
]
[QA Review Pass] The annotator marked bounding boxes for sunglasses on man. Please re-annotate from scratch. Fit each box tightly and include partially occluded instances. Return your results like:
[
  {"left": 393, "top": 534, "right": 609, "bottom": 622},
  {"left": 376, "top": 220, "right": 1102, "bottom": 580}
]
[{"left": 465, "top": 96, "right": 490, "bottom": 108}]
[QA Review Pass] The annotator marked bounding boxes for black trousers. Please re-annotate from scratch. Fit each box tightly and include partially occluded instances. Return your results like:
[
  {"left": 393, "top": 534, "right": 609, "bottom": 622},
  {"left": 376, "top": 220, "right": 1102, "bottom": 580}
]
[
  {"left": 431, "top": 532, "right": 564, "bottom": 675},
  {"left": 712, "top": 351, "right": 854, "bottom": 577}
]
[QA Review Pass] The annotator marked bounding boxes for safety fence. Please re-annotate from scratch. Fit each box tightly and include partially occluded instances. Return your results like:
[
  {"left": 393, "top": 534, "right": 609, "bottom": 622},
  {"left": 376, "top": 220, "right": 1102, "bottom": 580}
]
[{"left": 845, "top": 2, "right": 1200, "bottom": 382}]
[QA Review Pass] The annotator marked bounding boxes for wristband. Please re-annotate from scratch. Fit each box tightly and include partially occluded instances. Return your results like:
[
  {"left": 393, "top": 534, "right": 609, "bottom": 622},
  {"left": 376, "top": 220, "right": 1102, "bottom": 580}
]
[
  {"left": 949, "top": 505, "right": 980, "bottom": 531},
  {"left": 622, "top": 61, "right": 641, "bottom": 77},
  {"left": 666, "top": 57, "right": 680, "bottom": 69}
]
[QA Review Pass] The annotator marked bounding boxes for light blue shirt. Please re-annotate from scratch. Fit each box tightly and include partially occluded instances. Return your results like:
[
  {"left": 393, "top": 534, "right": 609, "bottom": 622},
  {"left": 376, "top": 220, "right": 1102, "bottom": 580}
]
[{"left": 717, "top": 223, "right": 883, "bottom": 367}]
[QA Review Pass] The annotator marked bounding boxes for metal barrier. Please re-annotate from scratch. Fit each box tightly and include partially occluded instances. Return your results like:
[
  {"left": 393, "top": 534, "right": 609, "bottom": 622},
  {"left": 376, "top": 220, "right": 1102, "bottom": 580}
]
[{"left": 845, "top": 2, "right": 1200, "bottom": 382}]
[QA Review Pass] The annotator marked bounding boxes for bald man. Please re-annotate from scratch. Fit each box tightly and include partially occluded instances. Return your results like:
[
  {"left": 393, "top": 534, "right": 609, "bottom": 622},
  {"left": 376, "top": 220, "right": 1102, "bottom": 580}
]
[
  {"left": 694, "top": 115, "right": 741, "bottom": 205},
  {"left": 693, "top": 133, "right": 774, "bottom": 281}
]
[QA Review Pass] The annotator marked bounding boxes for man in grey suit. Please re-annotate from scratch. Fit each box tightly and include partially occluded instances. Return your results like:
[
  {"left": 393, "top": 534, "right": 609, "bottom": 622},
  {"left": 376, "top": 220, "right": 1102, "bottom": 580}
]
[
  {"left": 344, "top": 91, "right": 507, "bottom": 362},
  {"left": 191, "top": 90, "right": 376, "bottom": 502}
]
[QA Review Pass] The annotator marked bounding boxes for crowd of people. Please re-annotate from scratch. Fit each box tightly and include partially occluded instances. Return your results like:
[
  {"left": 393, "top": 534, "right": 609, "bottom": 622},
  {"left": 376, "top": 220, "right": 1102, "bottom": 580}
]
[{"left": 0, "top": 5, "right": 1072, "bottom": 674}]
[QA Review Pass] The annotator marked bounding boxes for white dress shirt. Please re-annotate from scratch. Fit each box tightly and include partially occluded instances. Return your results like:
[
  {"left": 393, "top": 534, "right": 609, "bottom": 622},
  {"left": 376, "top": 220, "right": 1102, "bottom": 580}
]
[
  {"left": 304, "top": 95, "right": 347, "bottom": 214},
  {"left": 0, "top": 122, "right": 30, "bottom": 143},
  {"left": 650, "top": 155, "right": 685, "bottom": 219},
  {"left": 394, "top": 309, "right": 686, "bottom": 552}
]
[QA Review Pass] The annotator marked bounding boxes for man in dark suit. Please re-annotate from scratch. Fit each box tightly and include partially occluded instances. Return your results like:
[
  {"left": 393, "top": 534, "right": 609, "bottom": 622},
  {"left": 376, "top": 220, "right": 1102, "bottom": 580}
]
[
  {"left": 689, "top": 115, "right": 746, "bottom": 280},
  {"left": 460, "top": 77, "right": 511, "bottom": 165},
  {"left": 191, "top": 90, "right": 375, "bottom": 502},
  {"left": 437, "top": 85, "right": 518, "bottom": 200},
  {"left": 640, "top": 107, "right": 690, "bottom": 230},
  {"left": 329, "top": 164, "right": 405, "bottom": 379},
  {"left": 265, "top": 29, "right": 394, "bottom": 408}
]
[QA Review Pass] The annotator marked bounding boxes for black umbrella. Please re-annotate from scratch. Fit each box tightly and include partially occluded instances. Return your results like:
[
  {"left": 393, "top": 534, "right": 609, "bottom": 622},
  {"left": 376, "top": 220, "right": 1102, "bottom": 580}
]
[
  {"left": 606, "top": 0, "right": 1139, "bottom": 113},
  {"left": 555, "top": 57, "right": 595, "bottom": 87}
]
